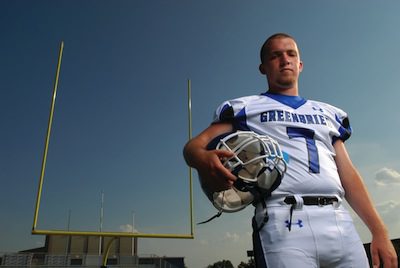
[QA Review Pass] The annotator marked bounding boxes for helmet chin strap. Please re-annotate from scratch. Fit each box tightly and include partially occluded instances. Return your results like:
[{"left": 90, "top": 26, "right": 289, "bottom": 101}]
[
  {"left": 254, "top": 198, "right": 269, "bottom": 231},
  {"left": 197, "top": 210, "right": 223, "bottom": 225},
  {"left": 197, "top": 182, "right": 272, "bottom": 227},
  {"left": 197, "top": 190, "right": 229, "bottom": 225},
  {"left": 197, "top": 175, "right": 271, "bottom": 226}
]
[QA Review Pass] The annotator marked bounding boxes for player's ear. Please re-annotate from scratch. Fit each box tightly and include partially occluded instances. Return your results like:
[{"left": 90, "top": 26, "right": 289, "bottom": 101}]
[
  {"left": 259, "top": 64, "right": 267, "bottom": 75},
  {"left": 299, "top": 61, "right": 303, "bottom": 73}
]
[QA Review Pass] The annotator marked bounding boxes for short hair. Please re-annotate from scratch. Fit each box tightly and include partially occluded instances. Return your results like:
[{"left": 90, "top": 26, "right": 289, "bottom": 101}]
[{"left": 260, "top": 33, "right": 297, "bottom": 63}]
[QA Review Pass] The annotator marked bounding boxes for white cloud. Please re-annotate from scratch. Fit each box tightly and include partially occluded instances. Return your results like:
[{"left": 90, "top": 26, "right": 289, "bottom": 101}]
[
  {"left": 374, "top": 167, "right": 400, "bottom": 186},
  {"left": 119, "top": 224, "right": 138, "bottom": 233},
  {"left": 224, "top": 232, "right": 240, "bottom": 242},
  {"left": 376, "top": 200, "right": 400, "bottom": 216},
  {"left": 343, "top": 199, "right": 400, "bottom": 243},
  {"left": 375, "top": 200, "right": 400, "bottom": 239}
]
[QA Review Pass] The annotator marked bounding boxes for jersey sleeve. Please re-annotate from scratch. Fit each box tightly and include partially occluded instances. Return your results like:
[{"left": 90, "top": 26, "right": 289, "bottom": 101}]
[
  {"left": 212, "top": 99, "right": 250, "bottom": 131},
  {"left": 331, "top": 107, "right": 352, "bottom": 144}
]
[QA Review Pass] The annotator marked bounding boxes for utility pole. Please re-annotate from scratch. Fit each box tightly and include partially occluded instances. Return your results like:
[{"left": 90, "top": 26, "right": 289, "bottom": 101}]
[
  {"left": 132, "top": 211, "right": 138, "bottom": 265},
  {"left": 65, "top": 209, "right": 71, "bottom": 265},
  {"left": 99, "top": 191, "right": 104, "bottom": 256}
]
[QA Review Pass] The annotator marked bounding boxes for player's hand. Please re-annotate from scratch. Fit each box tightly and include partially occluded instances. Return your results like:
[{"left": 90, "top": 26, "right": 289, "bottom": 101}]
[
  {"left": 196, "top": 149, "right": 237, "bottom": 194},
  {"left": 370, "top": 234, "right": 398, "bottom": 268}
]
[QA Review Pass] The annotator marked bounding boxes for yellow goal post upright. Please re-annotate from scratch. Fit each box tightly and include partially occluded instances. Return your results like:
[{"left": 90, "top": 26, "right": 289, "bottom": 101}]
[{"left": 31, "top": 41, "right": 195, "bottom": 241}]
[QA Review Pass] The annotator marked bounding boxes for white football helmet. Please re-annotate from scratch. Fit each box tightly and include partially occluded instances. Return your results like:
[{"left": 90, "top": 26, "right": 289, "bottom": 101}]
[{"left": 208, "top": 131, "right": 287, "bottom": 213}]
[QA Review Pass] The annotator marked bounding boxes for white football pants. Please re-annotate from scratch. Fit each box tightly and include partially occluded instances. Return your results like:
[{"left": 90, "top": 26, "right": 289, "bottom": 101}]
[{"left": 252, "top": 198, "right": 369, "bottom": 268}]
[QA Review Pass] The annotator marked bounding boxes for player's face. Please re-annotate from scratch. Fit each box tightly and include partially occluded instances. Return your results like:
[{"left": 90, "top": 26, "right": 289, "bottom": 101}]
[{"left": 259, "top": 37, "right": 303, "bottom": 94}]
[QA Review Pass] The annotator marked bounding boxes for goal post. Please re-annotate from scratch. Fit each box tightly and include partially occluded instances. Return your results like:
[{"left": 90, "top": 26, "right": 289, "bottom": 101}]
[{"left": 31, "top": 41, "right": 195, "bottom": 240}]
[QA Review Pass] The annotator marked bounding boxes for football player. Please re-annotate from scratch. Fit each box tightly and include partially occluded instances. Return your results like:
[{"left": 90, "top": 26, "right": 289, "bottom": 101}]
[{"left": 183, "top": 33, "right": 397, "bottom": 268}]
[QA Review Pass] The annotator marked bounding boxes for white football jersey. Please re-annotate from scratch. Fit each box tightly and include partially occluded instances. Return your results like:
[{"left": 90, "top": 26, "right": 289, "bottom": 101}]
[{"left": 213, "top": 92, "right": 352, "bottom": 199}]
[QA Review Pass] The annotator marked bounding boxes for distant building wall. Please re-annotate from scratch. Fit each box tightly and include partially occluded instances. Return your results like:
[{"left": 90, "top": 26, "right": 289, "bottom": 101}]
[
  {"left": 47, "top": 236, "right": 69, "bottom": 254},
  {"left": 87, "top": 236, "right": 100, "bottom": 255},
  {"left": 1, "top": 235, "right": 181, "bottom": 268},
  {"left": 70, "top": 236, "right": 86, "bottom": 255},
  {"left": 47, "top": 235, "right": 133, "bottom": 256}
]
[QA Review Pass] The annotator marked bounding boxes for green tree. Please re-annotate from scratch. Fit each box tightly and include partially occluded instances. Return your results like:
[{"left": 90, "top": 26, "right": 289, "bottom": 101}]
[
  {"left": 237, "top": 258, "right": 255, "bottom": 268},
  {"left": 207, "top": 259, "right": 234, "bottom": 268}
]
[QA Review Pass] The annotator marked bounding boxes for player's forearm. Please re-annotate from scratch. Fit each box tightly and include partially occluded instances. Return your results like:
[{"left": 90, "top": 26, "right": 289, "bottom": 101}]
[
  {"left": 345, "top": 175, "right": 389, "bottom": 238},
  {"left": 183, "top": 122, "right": 233, "bottom": 168},
  {"left": 344, "top": 176, "right": 398, "bottom": 267},
  {"left": 183, "top": 136, "right": 209, "bottom": 169},
  {"left": 334, "top": 140, "right": 388, "bottom": 236},
  {"left": 339, "top": 168, "right": 387, "bottom": 236},
  {"left": 343, "top": 171, "right": 388, "bottom": 236}
]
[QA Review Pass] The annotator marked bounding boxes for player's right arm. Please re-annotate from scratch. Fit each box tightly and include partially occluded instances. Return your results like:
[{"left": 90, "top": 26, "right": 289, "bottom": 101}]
[
  {"left": 183, "top": 122, "right": 237, "bottom": 195},
  {"left": 334, "top": 140, "right": 398, "bottom": 268}
]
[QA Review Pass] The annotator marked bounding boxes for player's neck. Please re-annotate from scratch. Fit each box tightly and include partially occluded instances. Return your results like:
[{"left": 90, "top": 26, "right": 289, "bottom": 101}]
[{"left": 267, "top": 86, "right": 299, "bottom": 96}]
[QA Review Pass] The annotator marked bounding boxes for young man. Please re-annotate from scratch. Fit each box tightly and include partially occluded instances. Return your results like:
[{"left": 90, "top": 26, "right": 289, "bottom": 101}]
[{"left": 183, "top": 33, "right": 397, "bottom": 267}]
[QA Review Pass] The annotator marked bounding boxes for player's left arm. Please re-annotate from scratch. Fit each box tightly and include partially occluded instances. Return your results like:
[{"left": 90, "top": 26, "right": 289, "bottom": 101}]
[{"left": 334, "top": 140, "right": 398, "bottom": 268}]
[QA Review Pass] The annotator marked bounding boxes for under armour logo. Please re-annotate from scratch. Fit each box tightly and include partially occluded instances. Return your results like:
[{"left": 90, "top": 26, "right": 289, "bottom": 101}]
[
  {"left": 312, "top": 107, "right": 324, "bottom": 113},
  {"left": 285, "top": 219, "right": 303, "bottom": 229}
]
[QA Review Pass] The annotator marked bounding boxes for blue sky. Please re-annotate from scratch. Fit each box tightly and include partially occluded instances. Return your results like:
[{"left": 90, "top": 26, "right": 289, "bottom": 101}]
[{"left": 1, "top": 1, "right": 400, "bottom": 267}]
